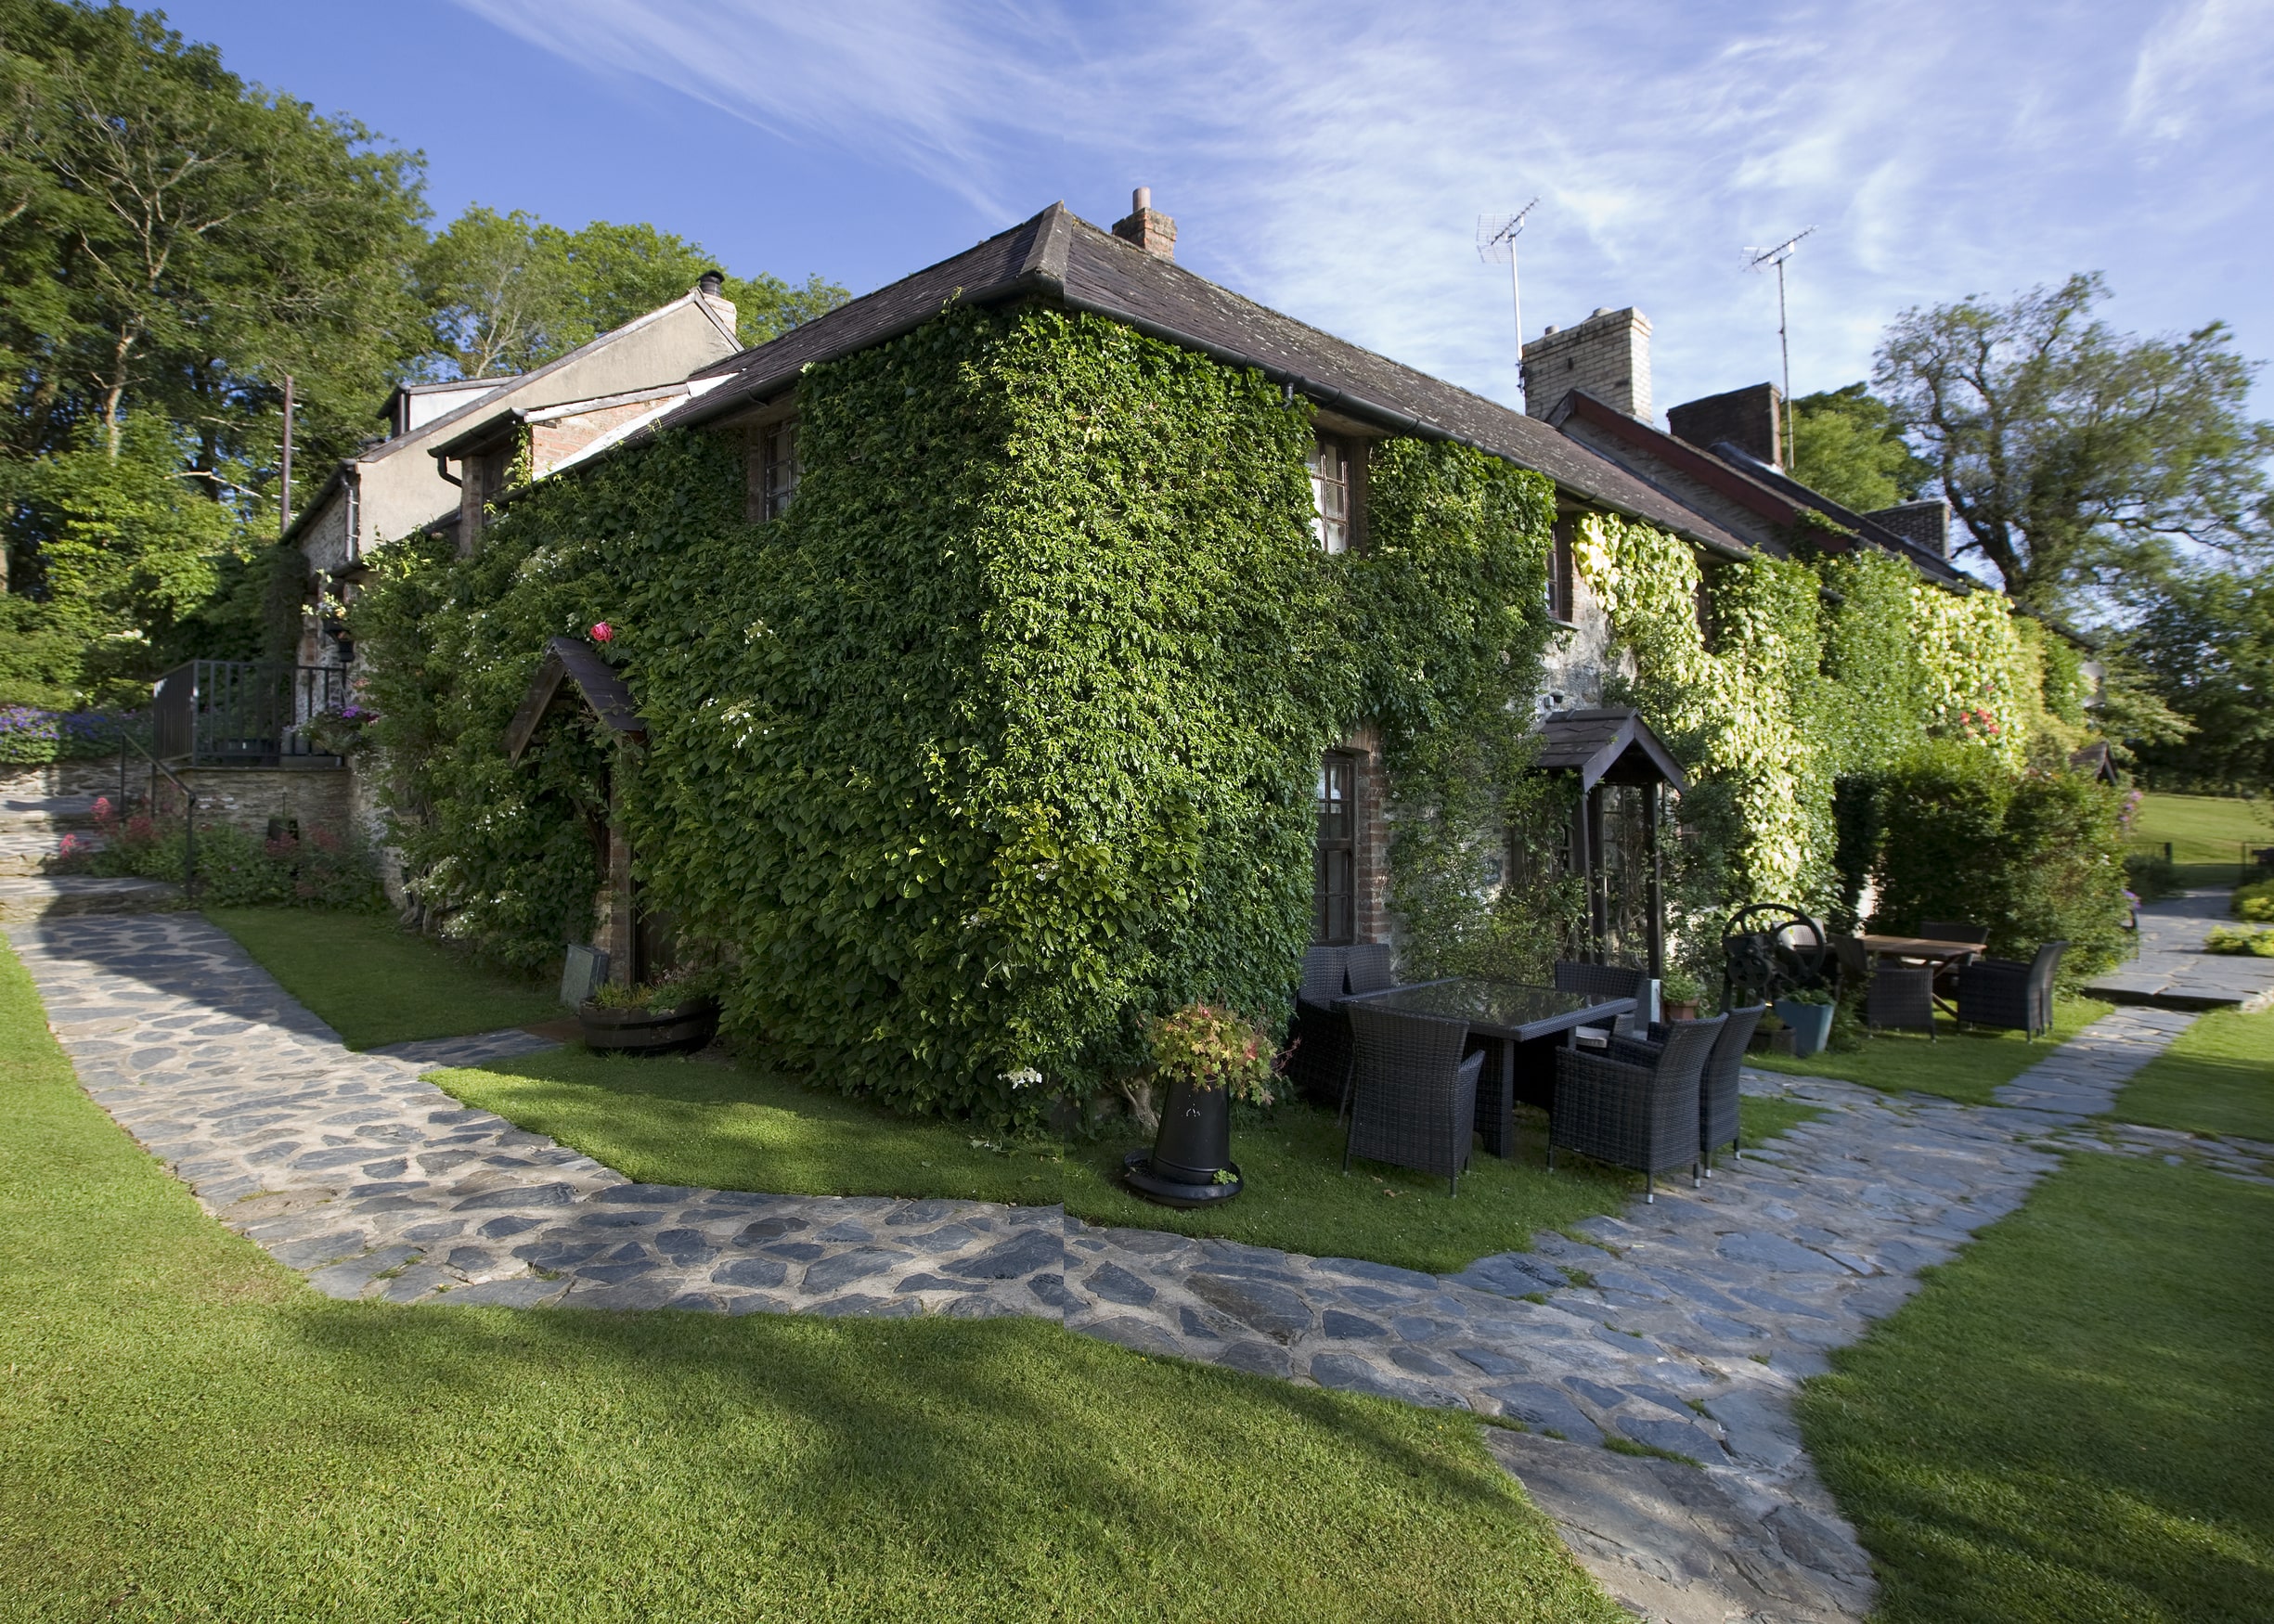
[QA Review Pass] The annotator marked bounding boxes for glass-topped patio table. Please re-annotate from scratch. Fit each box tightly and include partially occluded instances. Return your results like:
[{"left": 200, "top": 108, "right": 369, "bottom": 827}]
[{"left": 1336, "top": 978, "right": 1639, "bottom": 1160}]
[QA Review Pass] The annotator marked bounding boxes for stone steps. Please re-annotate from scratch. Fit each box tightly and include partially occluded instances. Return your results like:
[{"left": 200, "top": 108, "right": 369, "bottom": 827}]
[{"left": 0, "top": 874, "right": 185, "bottom": 922}]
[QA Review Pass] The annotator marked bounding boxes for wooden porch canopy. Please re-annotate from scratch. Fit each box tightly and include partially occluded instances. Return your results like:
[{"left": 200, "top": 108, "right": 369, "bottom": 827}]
[
  {"left": 505, "top": 636, "right": 647, "bottom": 763},
  {"left": 505, "top": 636, "right": 650, "bottom": 983},
  {"left": 1534, "top": 707, "right": 1688, "bottom": 977}
]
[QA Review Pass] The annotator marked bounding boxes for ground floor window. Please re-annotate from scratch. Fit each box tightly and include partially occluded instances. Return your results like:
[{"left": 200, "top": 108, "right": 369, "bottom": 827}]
[{"left": 1313, "top": 751, "right": 1357, "bottom": 944}]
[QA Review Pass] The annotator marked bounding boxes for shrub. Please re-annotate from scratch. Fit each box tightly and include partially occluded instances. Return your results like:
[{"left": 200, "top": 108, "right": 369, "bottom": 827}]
[
  {"left": 1870, "top": 743, "right": 2130, "bottom": 977},
  {"left": 2125, "top": 849, "right": 2184, "bottom": 903},
  {"left": 0, "top": 706, "right": 138, "bottom": 765},
  {"left": 2203, "top": 923, "right": 2274, "bottom": 958},
  {"left": 61, "top": 797, "right": 384, "bottom": 910},
  {"left": 2233, "top": 878, "right": 2274, "bottom": 922}
]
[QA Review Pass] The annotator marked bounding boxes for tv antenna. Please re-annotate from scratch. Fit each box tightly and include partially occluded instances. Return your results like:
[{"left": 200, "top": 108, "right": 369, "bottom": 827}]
[
  {"left": 1744, "top": 226, "right": 1815, "bottom": 468},
  {"left": 1478, "top": 199, "right": 1542, "bottom": 400}
]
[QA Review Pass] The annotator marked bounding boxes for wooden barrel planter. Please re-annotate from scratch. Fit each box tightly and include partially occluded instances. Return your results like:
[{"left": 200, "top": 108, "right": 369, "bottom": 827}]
[{"left": 577, "top": 996, "right": 719, "bottom": 1055}]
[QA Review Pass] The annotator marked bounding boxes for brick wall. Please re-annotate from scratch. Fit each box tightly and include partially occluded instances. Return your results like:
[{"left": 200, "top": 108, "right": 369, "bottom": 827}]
[
  {"left": 1346, "top": 725, "right": 1392, "bottom": 948},
  {"left": 1521, "top": 307, "right": 1652, "bottom": 421}
]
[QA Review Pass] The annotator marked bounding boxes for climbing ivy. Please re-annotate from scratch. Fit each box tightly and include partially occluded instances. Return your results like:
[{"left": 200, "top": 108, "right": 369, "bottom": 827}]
[{"left": 358, "top": 303, "right": 1557, "bottom": 1127}]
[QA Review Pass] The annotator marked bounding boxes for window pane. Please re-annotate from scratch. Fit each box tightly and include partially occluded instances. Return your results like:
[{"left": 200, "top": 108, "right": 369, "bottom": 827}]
[
  {"left": 1309, "top": 436, "right": 1349, "bottom": 555},
  {"left": 764, "top": 420, "right": 800, "bottom": 520}
]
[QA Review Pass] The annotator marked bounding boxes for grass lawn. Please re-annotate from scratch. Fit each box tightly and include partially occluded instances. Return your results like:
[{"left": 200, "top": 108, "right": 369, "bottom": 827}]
[
  {"left": 205, "top": 908, "right": 562, "bottom": 1050},
  {"left": 0, "top": 936, "right": 1622, "bottom": 1624},
  {"left": 2107, "top": 1008, "right": 2274, "bottom": 1142},
  {"left": 2132, "top": 791, "right": 2273, "bottom": 887},
  {"left": 1796, "top": 1150, "right": 2274, "bottom": 1622},
  {"left": 1744, "top": 996, "right": 2113, "bottom": 1105}
]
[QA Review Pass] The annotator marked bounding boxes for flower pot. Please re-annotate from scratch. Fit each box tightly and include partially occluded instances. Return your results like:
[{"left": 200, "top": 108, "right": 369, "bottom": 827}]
[
  {"left": 1122, "top": 1073, "right": 1243, "bottom": 1208},
  {"left": 578, "top": 995, "right": 719, "bottom": 1055},
  {"left": 1664, "top": 1000, "right": 1700, "bottom": 1023},
  {"left": 1774, "top": 998, "right": 1835, "bottom": 1058}
]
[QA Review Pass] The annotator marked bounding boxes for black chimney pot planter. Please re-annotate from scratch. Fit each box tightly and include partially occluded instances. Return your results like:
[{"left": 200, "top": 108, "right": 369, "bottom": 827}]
[{"left": 1122, "top": 1074, "right": 1243, "bottom": 1207}]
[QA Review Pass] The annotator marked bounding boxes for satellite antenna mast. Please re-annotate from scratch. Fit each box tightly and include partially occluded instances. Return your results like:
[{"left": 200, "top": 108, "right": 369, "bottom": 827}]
[
  {"left": 1478, "top": 199, "right": 1542, "bottom": 402},
  {"left": 1743, "top": 226, "right": 1815, "bottom": 468}
]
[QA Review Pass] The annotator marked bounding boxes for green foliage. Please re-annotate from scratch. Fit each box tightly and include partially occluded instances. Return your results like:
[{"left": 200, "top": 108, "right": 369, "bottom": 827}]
[
  {"left": 1875, "top": 272, "right": 2274, "bottom": 611},
  {"left": 2203, "top": 924, "right": 2274, "bottom": 958},
  {"left": 2234, "top": 878, "right": 2274, "bottom": 922},
  {"left": 416, "top": 206, "right": 846, "bottom": 377},
  {"left": 1868, "top": 743, "right": 2130, "bottom": 974},
  {"left": 2126, "top": 566, "right": 2274, "bottom": 794},
  {"left": 360, "top": 305, "right": 1557, "bottom": 1128},
  {"left": 1789, "top": 384, "right": 1934, "bottom": 514},
  {"left": 62, "top": 801, "right": 383, "bottom": 910},
  {"left": 1355, "top": 439, "right": 1562, "bottom": 980},
  {"left": 1147, "top": 1002, "right": 1277, "bottom": 1104}
]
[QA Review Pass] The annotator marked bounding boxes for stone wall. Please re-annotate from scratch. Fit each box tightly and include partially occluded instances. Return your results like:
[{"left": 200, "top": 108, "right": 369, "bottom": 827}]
[{"left": 174, "top": 767, "right": 352, "bottom": 832}]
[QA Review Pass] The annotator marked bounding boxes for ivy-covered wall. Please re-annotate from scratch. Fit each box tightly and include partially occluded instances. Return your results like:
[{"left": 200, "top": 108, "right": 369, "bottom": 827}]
[
  {"left": 358, "top": 303, "right": 1556, "bottom": 1126},
  {"left": 1572, "top": 512, "right": 2111, "bottom": 970}
]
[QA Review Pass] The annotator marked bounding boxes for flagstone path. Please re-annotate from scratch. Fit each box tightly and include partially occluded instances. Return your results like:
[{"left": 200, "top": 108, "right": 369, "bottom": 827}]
[{"left": 15, "top": 912, "right": 2230, "bottom": 1624}]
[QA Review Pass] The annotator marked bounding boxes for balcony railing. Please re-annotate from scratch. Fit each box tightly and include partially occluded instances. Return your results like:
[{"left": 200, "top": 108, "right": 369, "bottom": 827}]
[{"left": 151, "top": 660, "right": 349, "bottom": 768}]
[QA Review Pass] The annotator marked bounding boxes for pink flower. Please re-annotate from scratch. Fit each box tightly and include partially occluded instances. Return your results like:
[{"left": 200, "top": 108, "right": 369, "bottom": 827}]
[{"left": 590, "top": 622, "right": 614, "bottom": 643}]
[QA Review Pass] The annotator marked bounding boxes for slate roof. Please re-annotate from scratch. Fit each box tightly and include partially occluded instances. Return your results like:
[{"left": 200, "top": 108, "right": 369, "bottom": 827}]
[
  {"left": 505, "top": 636, "right": 647, "bottom": 763},
  {"left": 1534, "top": 707, "right": 1690, "bottom": 793},
  {"left": 654, "top": 204, "right": 1752, "bottom": 558}
]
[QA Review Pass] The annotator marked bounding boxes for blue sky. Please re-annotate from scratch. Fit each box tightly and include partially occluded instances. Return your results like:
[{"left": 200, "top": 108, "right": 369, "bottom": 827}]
[{"left": 164, "top": 0, "right": 2274, "bottom": 420}]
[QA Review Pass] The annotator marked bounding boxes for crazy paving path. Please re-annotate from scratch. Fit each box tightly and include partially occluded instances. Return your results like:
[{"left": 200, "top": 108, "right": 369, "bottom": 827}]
[{"left": 15, "top": 914, "right": 2221, "bottom": 1624}]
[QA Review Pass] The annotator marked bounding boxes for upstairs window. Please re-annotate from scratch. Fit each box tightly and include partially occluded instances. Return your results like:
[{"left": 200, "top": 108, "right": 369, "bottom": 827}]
[
  {"left": 1309, "top": 434, "right": 1351, "bottom": 554},
  {"left": 1547, "top": 519, "right": 1577, "bottom": 623},
  {"left": 760, "top": 419, "right": 800, "bottom": 520}
]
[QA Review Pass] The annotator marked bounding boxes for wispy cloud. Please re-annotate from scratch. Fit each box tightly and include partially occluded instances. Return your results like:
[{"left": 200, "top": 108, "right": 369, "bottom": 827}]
[{"left": 453, "top": 0, "right": 2274, "bottom": 416}]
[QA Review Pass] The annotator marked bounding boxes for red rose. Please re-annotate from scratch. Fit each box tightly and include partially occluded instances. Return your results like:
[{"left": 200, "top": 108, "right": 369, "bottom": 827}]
[{"left": 591, "top": 622, "right": 614, "bottom": 642}]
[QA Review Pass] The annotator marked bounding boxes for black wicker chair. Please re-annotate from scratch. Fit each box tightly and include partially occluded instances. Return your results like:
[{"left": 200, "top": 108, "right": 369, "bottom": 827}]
[
  {"left": 1917, "top": 919, "right": 1988, "bottom": 999},
  {"left": 1956, "top": 940, "right": 2067, "bottom": 1039},
  {"left": 1866, "top": 964, "right": 1937, "bottom": 1038},
  {"left": 1550, "top": 1014, "right": 1725, "bottom": 1201},
  {"left": 1343, "top": 1005, "right": 1484, "bottom": 1195},
  {"left": 1608, "top": 1004, "right": 1765, "bottom": 1179},
  {"left": 1288, "top": 946, "right": 1351, "bottom": 1105},
  {"left": 1346, "top": 942, "right": 1395, "bottom": 995},
  {"left": 1552, "top": 960, "right": 1648, "bottom": 1037}
]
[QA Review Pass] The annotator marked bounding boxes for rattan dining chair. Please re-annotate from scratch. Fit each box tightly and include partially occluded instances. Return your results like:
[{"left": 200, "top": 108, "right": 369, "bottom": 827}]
[
  {"left": 1346, "top": 942, "right": 1395, "bottom": 995},
  {"left": 1343, "top": 1004, "right": 1484, "bottom": 1195},
  {"left": 1289, "top": 945, "right": 1351, "bottom": 1106},
  {"left": 1956, "top": 940, "right": 2067, "bottom": 1039},
  {"left": 1609, "top": 1005, "right": 1765, "bottom": 1179},
  {"left": 1551, "top": 1013, "right": 1725, "bottom": 1201},
  {"left": 1552, "top": 960, "right": 1648, "bottom": 1036}
]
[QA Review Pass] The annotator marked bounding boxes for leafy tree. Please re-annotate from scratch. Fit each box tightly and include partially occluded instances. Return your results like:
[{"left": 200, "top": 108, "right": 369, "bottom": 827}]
[
  {"left": 1874, "top": 274, "right": 2273, "bottom": 612},
  {"left": 1789, "top": 383, "right": 1932, "bottom": 514},
  {"left": 2123, "top": 567, "right": 2274, "bottom": 793},
  {"left": 416, "top": 207, "right": 846, "bottom": 379}
]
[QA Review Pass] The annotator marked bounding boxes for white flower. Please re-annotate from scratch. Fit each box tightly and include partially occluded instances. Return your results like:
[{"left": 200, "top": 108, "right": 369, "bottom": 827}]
[{"left": 1004, "top": 1066, "right": 1042, "bottom": 1091}]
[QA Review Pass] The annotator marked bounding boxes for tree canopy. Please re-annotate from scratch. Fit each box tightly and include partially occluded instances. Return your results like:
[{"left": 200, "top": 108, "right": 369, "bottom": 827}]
[
  {"left": 0, "top": 0, "right": 845, "bottom": 705},
  {"left": 1789, "top": 383, "right": 1933, "bottom": 515},
  {"left": 1874, "top": 273, "right": 2272, "bottom": 612}
]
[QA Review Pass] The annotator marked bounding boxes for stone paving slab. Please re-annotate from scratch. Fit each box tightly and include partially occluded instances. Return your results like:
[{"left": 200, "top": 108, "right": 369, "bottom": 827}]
[
  {"left": 2084, "top": 889, "right": 2274, "bottom": 1012},
  {"left": 368, "top": 1027, "right": 564, "bottom": 1070},
  {"left": 8, "top": 911, "right": 2216, "bottom": 1624}
]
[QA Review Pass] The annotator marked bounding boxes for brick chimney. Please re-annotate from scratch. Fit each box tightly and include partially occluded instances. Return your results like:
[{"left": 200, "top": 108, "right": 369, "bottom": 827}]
[
  {"left": 1112, "top": 186, "right": 1177, "bottom": 261},
  {"left": 1867, "top": 498, "right": 1951, "bottom": 557},
  {"left": 1522, "top": 307, "right": 1651, "bottom": 422},
  {"left": 1667, "top": 382, "right": 1782, "bottom": 469}
]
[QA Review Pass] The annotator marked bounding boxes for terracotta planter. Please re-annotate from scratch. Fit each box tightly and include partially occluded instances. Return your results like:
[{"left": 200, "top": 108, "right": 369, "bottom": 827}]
[
  {"left": 1664, "top": 999, "right": 1701, "bottom": 1023},
  {"left": 578, "top": 995, "right": 719, "bottom": 1055},
  {"left": 1122, "top": 1073, "right": 1243, "bottom": 1208}
]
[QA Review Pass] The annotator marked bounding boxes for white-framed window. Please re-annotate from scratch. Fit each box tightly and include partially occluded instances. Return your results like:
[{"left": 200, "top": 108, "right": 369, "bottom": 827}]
[{"left": 1309, "top": 434, "right": 1351, "bottom": 554}]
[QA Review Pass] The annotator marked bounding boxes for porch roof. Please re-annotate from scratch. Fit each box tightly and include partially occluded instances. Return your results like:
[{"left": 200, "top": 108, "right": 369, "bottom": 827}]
[
  {"left": 504, "top": 636, "right": 646, "bottom": 763},
  {"left": 1534, "top": 706, "right": 1689, "bottom": 793}
]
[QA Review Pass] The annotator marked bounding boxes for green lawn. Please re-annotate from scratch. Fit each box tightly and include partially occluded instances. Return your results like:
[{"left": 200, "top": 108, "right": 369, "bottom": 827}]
[
  {"left": 2132, "top": 792, "right": 2273, "bottom": 887},
  {"left": 205, "top": 908, "right": 562, "bottom": 1050},
  {"left": 1744, "top": 996, "right": 2113, "bottom": 1105},
  {"left": 0, "top": 935, "right": 1621, "bottom": 1624},
  {"left": 2108, "top": 1008, "right": 2274, "bottom": 1142},
  {"left": 1797, "top": 1149, "right": 2274, "bottom": 1622},
  {"left": 440, "top": 1046, "right": 1722, "bottom": 1276}
]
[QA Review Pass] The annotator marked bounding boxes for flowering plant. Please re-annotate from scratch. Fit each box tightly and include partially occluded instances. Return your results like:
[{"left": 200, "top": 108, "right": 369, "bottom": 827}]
[
  {"left": 302, "top": 703, "right": 377, "bottom": 758},
  {"left": 1954, "top": 706, "right": 2003, "bottom": 742},
  {"left": 590, "top": 622, "right": 614, "bottom": 643},
  {"left": 1146, "top": 1001, "right": 1280, "bottom": 1105}
]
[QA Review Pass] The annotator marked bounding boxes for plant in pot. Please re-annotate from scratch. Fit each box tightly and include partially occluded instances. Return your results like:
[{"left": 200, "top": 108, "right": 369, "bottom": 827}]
[
  {"left": 1660, "top": 967, "right": 1704, "bottom": 1024},
  {"left": 1122, "top": 1001, "right": 1278, "bottom": 1208},
  {"left": 1773, "top": 986, "right": 1837, "bottom": 1058},
  {"left": 579, "top": 967, "right": 720, "bottom": 1054}
]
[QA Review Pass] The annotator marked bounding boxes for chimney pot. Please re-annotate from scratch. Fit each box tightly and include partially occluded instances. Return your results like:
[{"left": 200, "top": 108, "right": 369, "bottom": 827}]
[
  {"left": 1592, "top": 306, "right": 1613, "bottom": 317},
  {"left": 1112, "top": 187, "right": 1177, "bottom": 262},
  {"left": 697, "top": 269, "right": 725, "bottom": 297}
]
